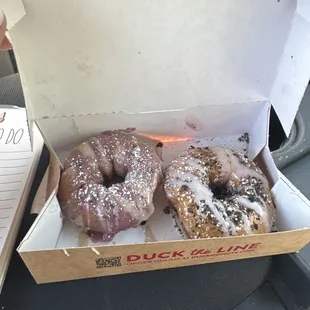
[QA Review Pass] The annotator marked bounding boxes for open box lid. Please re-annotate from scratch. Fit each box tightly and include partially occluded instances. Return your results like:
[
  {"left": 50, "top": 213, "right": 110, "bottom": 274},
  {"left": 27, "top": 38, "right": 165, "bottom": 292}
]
[{"left": 2, "top": 0, "right": 310, "bottom": 143}]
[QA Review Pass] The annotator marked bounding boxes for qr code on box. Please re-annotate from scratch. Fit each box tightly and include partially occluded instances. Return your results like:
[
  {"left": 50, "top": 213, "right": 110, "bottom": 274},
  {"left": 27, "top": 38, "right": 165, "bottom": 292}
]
[{"left": 96, "top": 257, "right": 121, "bottom": 268}]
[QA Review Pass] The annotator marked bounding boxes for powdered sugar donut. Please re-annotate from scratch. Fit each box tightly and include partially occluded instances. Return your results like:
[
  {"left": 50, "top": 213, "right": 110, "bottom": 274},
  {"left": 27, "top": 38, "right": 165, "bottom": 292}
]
[{"left": 164, "top": 147, "right": 275, "bottom": 239}]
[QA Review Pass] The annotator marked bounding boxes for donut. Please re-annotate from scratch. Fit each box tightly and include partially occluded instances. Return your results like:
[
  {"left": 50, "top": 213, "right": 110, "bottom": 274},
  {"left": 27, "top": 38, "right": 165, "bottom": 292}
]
[
  {"left": 58, "top": 131, "right": 163, "bottom": 240},
  {"left": 164, "top": 147, "right": 275, "bottom": 239}
]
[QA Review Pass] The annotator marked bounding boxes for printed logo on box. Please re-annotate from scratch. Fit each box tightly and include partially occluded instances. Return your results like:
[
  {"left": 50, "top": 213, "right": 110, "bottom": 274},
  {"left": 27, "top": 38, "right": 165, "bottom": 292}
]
[
  {"left": 126, "top": 243, "right": 261, "bottom": 265},
  {"left": 94, "top": 243, "right": 261, "bottom": 268}
]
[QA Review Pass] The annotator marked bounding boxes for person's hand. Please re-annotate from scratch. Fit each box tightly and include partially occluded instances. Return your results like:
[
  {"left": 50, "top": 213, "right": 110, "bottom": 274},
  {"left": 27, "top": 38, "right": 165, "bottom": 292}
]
[{"left": 0, "top": 10, "right": 12, "bottom": 51}]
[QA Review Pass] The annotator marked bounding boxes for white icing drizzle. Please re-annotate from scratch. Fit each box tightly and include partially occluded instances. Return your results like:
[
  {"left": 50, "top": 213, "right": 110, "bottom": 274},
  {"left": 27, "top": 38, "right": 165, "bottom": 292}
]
[
  {"left": 241, "top": 212, "right": 253, "bottom": 234},
  {"left": 168, "top": 169, "right": 255, "bottom": 236},
  {"left": 228, "top": 150, "right": 268, "bottom": 187},
  {"left": 215, "top": 200, "right": 237, "bottom": 235},
  {"left": 237, "top": 196, "right": 264, "bottom": 216},
  {"left": 237, "top": 196, "right": 270, "bottom": 231},
  {"left": 171, "top": 177, "right": 230, "bottom": 236}
]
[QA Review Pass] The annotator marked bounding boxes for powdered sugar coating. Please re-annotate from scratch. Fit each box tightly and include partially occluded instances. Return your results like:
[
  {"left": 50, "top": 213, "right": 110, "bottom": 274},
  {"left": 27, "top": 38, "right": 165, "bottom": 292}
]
[
  {"left": 164, "top": 147, "right": 275, "bottom": 239},
  {"left": 58, "top": 131, "right": 163, "bottom": 240}
]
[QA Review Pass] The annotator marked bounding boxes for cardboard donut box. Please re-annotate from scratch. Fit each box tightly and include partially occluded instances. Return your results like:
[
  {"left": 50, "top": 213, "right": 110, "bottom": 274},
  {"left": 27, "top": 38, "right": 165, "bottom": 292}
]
[{"left": 4, "top": 0, "right": 310, "bottom": 283}]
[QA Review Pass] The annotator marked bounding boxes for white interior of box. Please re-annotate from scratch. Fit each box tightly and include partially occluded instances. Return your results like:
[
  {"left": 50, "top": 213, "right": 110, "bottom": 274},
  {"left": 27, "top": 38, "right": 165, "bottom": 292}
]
[
  {"left": 18, "top": 102, "right": 310, "bottom": 252},
  {"left": 36, "top": 101, "right": 269, "bottom": 162}
]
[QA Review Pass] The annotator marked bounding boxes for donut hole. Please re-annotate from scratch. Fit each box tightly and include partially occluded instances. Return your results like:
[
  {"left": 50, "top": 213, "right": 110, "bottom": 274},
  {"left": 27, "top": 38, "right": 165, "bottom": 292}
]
[
  {"left": 104, "top": 174, "right": 125, "bottom": 188},
  {"left": 209, "top": 183, "right": 230, "bottom": 200}
]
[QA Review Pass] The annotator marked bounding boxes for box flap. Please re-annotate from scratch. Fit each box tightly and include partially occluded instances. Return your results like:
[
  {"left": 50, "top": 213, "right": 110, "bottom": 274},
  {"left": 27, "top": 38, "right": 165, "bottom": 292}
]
[
  {"left": 3, "top": 1, "right": 310, "bottom": 139},
  {"left": 272, "top": 171, "right": 310, "bottom": 231},
  {"left": 270, "top": 1, "right": 310, "bottom": 135},
  {"left": 0, "top": 0, "right": 25, "bottom": 30}
]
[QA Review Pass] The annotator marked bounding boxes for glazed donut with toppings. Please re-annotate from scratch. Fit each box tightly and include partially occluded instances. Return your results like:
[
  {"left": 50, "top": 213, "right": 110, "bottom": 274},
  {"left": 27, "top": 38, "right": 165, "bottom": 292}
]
[
  {"left": 58, "top": 131, "right": 163, "bottom": 241},
  {"left": 164, "top": 147, "right": 275, "bottom": 239}
]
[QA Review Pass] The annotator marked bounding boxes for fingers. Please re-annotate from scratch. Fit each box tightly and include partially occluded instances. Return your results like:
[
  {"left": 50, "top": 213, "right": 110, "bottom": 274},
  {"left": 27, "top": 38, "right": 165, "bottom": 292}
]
[
  {"left": 0, "top": 10, "right": 7, "bottom": 42},
  {"left": 0, "top": 10, "right": 12, "bottom": 51},
  {"left": 0, "top": 36, "right": 11, "bottom": 50}
]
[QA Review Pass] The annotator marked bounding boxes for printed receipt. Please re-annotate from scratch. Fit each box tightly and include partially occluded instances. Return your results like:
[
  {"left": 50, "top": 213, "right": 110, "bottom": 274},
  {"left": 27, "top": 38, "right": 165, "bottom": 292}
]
[{"left": 0, "top": 108, "right": 42, "bottom": 253}]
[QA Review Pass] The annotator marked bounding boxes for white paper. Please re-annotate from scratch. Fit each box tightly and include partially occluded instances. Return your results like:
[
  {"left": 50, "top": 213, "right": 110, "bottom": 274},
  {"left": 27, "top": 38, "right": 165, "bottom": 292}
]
[{"left": 0, "top": 107, "right": 41, "bottom": 253}]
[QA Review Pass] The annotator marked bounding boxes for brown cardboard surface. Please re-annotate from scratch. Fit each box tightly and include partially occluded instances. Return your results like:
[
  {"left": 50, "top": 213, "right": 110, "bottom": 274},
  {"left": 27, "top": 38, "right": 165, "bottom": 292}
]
[
  {"left": 30, "top": 167, "right": 48, "bottom": 214},
  {"left": 47, "top": 154, "right": 60, "bottom": 197},
  {"left": 30, "top": 154, "right": 60, "bottom": 214},
  {"left": 20, "top": 229, "right": 310, "bottom": 284}
]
